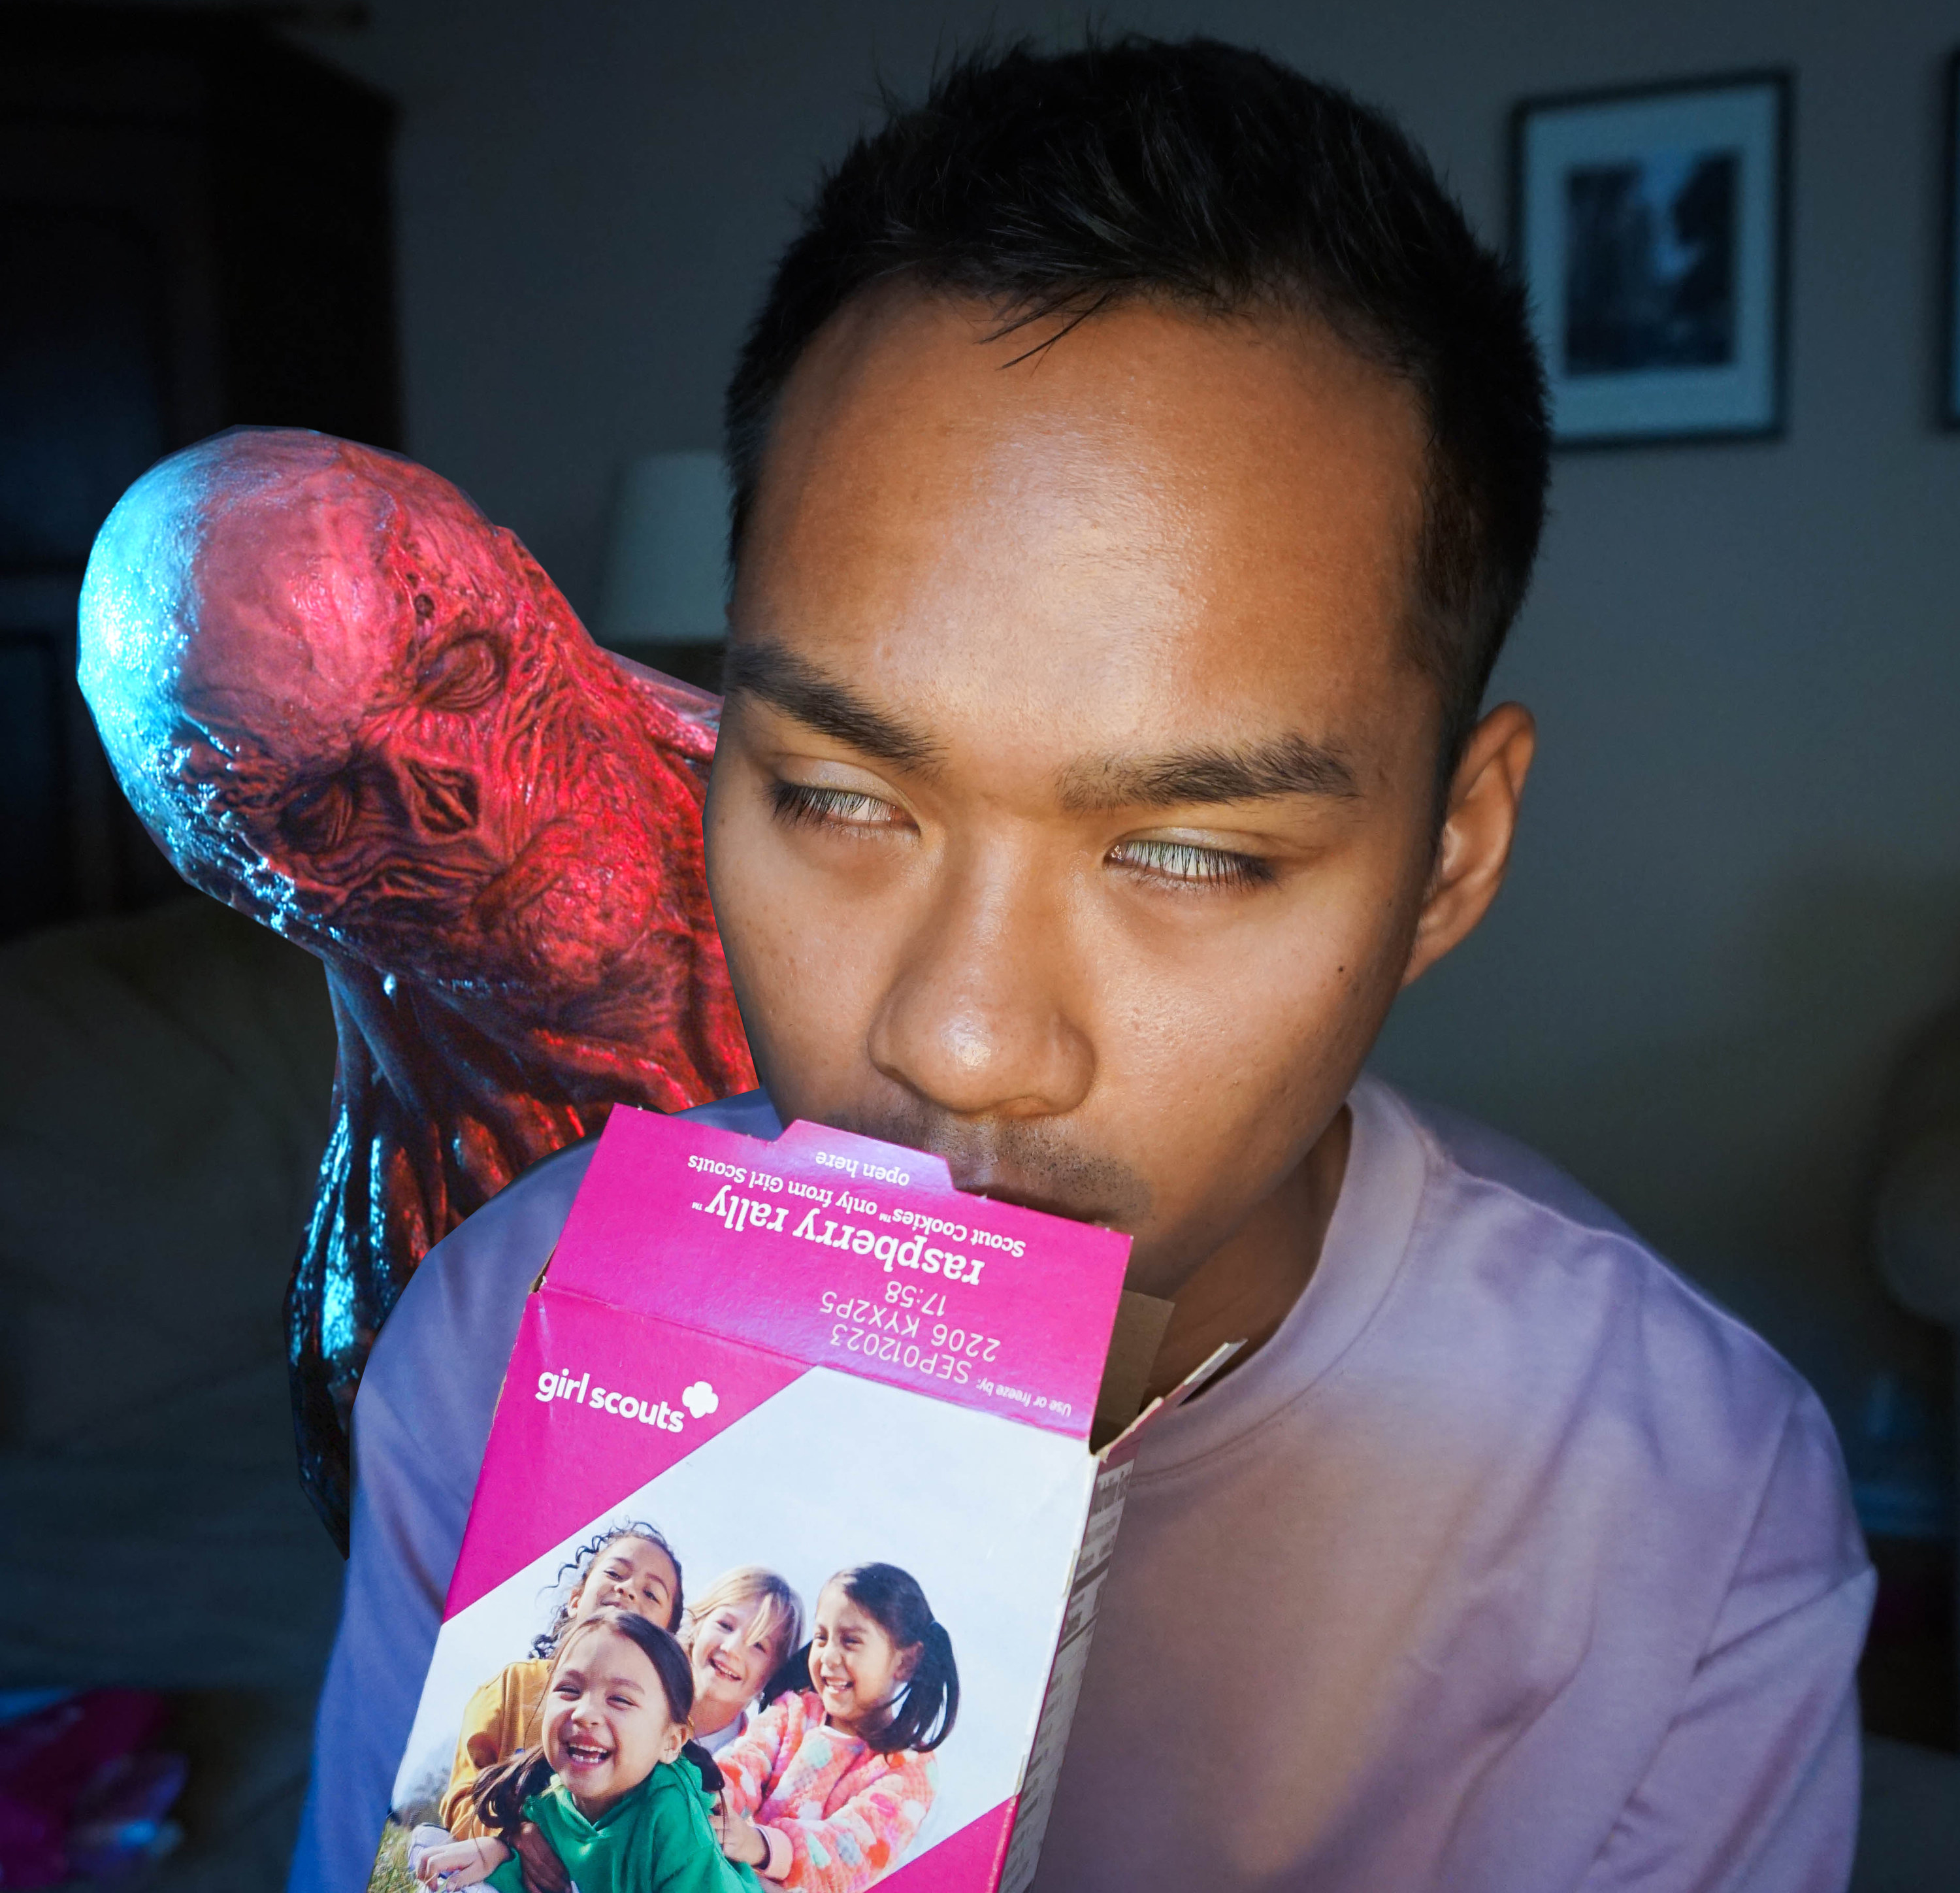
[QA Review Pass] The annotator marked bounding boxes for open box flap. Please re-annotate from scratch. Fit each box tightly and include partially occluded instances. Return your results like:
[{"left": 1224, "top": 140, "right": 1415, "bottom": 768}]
[
  {"left": 1089, "top": 1291, "right": 1173, "bottom": 1450},
  {"left": 1095, "top": 1338, "right": 1243, "bottom": 1461}
]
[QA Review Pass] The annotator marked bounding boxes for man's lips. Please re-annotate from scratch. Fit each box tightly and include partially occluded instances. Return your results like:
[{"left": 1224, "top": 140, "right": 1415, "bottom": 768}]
[
  {"left": 956, "top": 1173, "right": 1117, "bottom": 1225},
  {"left": 819, "top": 1101, "right": 1152, "bottom": 1226}
]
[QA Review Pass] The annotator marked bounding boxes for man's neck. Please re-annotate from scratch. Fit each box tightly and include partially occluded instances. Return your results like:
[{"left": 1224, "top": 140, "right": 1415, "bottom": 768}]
[{"left": 1144, "top": 1105, "right": 1352, "bottom": 1403}]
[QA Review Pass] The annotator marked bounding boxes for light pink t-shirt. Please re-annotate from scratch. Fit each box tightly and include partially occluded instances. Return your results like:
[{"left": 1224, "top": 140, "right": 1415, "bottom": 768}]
[
  {"left": 289, "top": 1078, "right": 1870, "bottom": 1893},
  {"left": 1030, "top": 1076, "right": 1871, "bottom": 1892}
]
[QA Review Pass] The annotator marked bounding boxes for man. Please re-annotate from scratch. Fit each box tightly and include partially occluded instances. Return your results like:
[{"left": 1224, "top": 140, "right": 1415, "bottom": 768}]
[{"left": 293, "top": 38, "right": 1870, "bottom": 1893}]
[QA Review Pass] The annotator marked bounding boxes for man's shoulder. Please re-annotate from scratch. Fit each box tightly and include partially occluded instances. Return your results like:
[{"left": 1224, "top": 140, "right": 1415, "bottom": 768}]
[
  {"left": 1390, "top": 1083, "right": 1641, "bottom": 1245},
  {"left": 363, "top": 1091, "right": 781, "bottom": 1412},
  {"left": 1367, "top": 1078, "right": 1866, "bottom": 1593},
  {"left": 364, "top": 1136, "right": 598, "bottom": 1402},
  {"left": 1373, "top": 1079, "right": 1825, "bottom": 1451}
]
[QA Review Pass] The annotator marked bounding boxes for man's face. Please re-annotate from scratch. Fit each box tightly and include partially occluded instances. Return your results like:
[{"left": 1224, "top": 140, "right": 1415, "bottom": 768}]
[{"left": 706, "top": 291, "right": 1453, "bottom": 1298}]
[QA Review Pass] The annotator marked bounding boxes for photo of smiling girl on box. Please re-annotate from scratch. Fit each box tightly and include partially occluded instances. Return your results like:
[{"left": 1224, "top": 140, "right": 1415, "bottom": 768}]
[
  {"left": 713, "top": 1565, "right": 958, "bottom": 1890},
  {"left": 412, "top": 1609, "right": 756, "bottom": 1893},
  {"left": 436, "top": 1524, "right": 686, "bottom": 1845},
  {"left": 399, "top": 1541, "right": 813, "bottom": 1893},
  {"left": 679, "top": 1570, "right": 808, "bottom": 1757}
]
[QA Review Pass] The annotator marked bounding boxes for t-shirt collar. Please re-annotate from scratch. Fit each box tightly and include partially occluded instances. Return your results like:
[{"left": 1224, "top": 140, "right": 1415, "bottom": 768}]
[{"left": 1126, "top": 1073, "right": 1428, "bottom": 1474}]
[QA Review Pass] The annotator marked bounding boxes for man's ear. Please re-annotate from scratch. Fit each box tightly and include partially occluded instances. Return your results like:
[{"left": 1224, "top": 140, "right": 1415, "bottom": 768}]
[{"left": 1401, "top": 702, "right": 1536, "bottom": 989}]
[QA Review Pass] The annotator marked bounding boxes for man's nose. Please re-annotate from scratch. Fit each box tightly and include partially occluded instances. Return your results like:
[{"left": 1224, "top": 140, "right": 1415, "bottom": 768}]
[{"left": 866, "top": 844, "right": 1092, "bottom": 1121}]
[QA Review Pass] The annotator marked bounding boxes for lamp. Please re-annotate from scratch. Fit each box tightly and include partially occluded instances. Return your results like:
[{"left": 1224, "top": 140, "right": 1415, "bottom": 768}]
[{"left": 596, "top": 452, "right": 731, "bottom": 668}]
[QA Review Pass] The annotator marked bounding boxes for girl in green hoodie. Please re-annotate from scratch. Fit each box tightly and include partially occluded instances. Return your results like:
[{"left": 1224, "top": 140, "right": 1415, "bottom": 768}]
[{"left": 414, "top": 1609, "right": 757, "bottom": 1893}]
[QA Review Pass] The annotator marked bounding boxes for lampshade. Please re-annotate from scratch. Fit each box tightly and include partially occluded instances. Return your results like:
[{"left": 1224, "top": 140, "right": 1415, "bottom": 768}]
[{"left": 596, "top": 450, "right": 731, "bottom": 646}]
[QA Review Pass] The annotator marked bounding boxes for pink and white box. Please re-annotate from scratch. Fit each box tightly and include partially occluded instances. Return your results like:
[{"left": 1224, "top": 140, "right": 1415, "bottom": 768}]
[{"left": 370, "top": 1106, "right": 1220, "bottom": 1893}]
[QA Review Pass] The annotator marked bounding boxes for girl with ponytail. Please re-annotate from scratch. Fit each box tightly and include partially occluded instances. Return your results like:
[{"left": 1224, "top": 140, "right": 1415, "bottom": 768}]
[
  {"left": 713, "top": 1565, "right": 958, "bottom": 1892},
  {"left": 412, "top": 1608, "right": 758, "bottom": 1893}
]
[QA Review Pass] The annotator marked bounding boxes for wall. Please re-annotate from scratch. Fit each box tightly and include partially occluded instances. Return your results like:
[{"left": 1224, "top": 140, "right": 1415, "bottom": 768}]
[{"left": 291, "top": 0, "right": 1960, "bottom": 1500}]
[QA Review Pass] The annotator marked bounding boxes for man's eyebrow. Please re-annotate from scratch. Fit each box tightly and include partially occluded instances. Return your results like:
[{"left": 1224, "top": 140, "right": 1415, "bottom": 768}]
[
  {"left": 1059, "top": 734, "right": 1360, "bottom": 811},
  {"left": 723, "top": 638, "right": 940, "bottom": 772}
]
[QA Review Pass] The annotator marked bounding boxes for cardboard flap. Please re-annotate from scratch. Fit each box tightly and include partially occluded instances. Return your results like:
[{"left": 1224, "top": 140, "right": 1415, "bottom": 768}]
[
  {"left": 1089, "top": 1291, "right": 1175, "bottom": 1451},
  {"left": 1096, "top": 1339, "right": 1243, "bottom": 1461},
  {"left": 769, "top": 1115, "right": 956, "bottom": 1187}
]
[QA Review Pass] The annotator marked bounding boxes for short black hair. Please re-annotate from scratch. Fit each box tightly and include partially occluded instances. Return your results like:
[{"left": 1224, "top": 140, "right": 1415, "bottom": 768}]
[{"left": 725, "top": 35, "right": 1550, "bottom": 772}]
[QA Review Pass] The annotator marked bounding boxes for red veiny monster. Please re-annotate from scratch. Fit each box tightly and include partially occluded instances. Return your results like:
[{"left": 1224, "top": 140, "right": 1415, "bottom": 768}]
[{"left": 77, "top": 428, "right": 757, "bottom": 1547}]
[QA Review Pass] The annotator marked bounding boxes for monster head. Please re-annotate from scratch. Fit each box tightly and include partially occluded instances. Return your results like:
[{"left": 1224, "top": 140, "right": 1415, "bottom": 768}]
[{"left": 79, "top": 428, "right": 719, "bottom": 1015}]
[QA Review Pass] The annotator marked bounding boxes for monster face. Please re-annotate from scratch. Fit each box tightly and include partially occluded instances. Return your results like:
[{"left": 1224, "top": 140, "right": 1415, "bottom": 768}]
[{"left": 82, "top": 429, "right": 717, "bottom": 1011}]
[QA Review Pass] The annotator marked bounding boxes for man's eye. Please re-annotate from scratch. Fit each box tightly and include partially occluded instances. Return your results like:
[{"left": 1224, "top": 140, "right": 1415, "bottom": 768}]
[
  {"left": 1108, "top": 838, "right": 1275, "bottom": 890},
  {"left": 769, "top": 781, "right": 906, "bottom": 831}
]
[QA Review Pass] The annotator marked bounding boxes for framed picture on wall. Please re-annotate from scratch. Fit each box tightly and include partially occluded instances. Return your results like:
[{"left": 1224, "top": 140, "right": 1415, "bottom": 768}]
[
  {"left": 1511, "top": 72, "right": 1790, "bottom": 446},
  {"left": 1944, "top": 50, "right": 1960, "bottom": 429}
]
